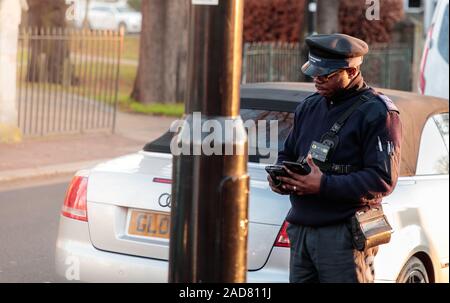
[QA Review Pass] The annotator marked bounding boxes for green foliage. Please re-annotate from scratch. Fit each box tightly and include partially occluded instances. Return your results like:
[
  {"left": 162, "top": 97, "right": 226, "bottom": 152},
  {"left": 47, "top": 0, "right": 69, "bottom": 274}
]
[
  {"left": 128, "top": 0, "right": 142, "bottom": 11},
  {"left": 120, "top": 97, "right": 184, "bottom": 117}
]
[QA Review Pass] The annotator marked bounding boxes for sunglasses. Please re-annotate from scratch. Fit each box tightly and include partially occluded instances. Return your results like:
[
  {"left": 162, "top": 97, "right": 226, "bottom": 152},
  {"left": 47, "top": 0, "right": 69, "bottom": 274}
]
[{"left": 312, "top": 69, "right": 345, "bottom": 81}]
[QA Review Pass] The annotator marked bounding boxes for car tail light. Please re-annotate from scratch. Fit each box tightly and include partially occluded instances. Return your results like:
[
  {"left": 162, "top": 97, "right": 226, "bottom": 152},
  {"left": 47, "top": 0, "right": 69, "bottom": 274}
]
[
  {"left": 419, "top": 24, "right": 434, "bottom": 94},
  {"left": 62, "top": 176, "right": 88, "bottom": 222},
  {"left": 274, "top": 221, "right": 290, "bottom": 248}
]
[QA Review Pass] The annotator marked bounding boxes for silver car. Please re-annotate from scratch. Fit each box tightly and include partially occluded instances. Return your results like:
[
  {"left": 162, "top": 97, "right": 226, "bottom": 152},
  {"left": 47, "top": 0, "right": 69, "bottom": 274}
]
[
  {"left": 55, "top": 83, "right": 449, "bottom": 283},
  {"left": 74, "top": 2, "right": 142, "bottom": 33}
]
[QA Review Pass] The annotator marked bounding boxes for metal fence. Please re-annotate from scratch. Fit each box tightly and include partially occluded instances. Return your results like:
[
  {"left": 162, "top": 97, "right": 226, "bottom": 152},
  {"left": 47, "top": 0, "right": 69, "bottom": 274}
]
[
  {"left": 242, "top": 42, "right": 413, "bottom": 91},
  {"left": 361, "top": 43, "right": 413, "bottom": 91},
  {"left": 17, "top": 28, "right": 123, "bottom": 137},
  {"left": 242, "top": 42, "right": 302, "bottom": 83}
]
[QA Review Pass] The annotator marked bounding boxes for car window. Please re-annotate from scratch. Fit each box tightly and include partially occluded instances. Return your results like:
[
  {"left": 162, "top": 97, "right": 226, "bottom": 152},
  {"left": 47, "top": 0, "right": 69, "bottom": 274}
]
[
  {"left": 438, "top": 4, "right": 449, "bottom": 63},
  {"left": 434, "top": 113, "right": 449, "bottom": 150},
  {"left": 416, "top": 114, "right": 449, "bottom": 175},
  {"left": 91, "top": 7, "right": 109, "bottom": 12},
  {"left": 117, "top": 6, "right": 136, "bottom": 13},
  {"left": 240, "top": 109, "right": 294, "bottom": 163}
]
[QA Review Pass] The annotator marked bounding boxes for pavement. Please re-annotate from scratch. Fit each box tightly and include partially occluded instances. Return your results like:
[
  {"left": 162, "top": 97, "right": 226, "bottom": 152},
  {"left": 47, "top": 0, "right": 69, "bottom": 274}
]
[{"left": 0, "top": 110, "right": 176, "bottom": 184}]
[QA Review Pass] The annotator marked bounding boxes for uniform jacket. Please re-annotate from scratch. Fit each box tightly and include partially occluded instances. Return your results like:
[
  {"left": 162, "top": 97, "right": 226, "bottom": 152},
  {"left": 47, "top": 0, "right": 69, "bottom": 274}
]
[{"left": 277, "top": 75, "right": 402, "bottom": 227}]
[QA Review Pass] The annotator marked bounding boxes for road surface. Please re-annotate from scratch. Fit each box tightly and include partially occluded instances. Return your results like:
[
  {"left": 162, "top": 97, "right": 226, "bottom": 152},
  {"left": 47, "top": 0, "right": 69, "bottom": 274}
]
[{"left": 0, "top": 176, "right": 72, "bottom": 283}]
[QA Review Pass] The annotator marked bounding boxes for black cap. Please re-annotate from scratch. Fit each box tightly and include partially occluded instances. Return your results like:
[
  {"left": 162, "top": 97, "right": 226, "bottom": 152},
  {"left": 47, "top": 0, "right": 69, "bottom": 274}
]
[{"left": 301, "top": 33, "right": 369, "bottom": 77}]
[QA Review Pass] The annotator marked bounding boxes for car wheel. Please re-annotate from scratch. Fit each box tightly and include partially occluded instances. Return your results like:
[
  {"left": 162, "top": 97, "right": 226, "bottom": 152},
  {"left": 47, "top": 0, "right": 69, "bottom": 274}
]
[{"left": 397, "top": 256, "right": 429, "bottom": 283}]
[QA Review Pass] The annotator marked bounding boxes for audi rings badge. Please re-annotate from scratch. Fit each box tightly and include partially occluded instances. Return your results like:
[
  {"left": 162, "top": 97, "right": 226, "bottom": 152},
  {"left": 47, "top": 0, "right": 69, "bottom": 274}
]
[{"left": 158, "top": 193, "right": 171, "bottom": 208}]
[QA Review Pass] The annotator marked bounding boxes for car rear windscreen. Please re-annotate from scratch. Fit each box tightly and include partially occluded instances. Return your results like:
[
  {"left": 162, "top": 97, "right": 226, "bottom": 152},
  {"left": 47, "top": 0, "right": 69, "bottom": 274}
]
[{"left": 143, "top": 108, "right": 295, "bottom": 163}]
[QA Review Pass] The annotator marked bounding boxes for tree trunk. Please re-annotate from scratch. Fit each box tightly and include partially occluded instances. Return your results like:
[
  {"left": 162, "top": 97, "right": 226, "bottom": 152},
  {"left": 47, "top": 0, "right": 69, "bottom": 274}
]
[
  {"left": 26, "top": 0, "right": 68, "bottom": 84},
  {"left": 164, "top": 0, "right": 189, "bottom": 103},
  {"left": 83, "top": 0, "right": 91, "bottom": 30},
  {"left": 131, "top": 0, "right": 189, "bottom": 104},
  {"left": 316, "top": 0, "right": 339, "bottom": 34}
]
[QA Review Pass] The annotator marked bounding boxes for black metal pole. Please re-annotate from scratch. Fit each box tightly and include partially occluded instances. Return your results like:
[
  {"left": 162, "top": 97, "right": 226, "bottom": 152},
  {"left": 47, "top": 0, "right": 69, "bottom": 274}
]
[{"left": 169, "top": 0, "right": 249, "bottom": 283}]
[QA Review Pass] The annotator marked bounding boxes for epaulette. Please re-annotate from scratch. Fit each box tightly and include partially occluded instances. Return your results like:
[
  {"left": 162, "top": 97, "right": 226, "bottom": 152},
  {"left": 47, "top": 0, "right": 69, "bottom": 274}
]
[{"left": 377, "top": 93, "right": 399, "bottom": 113}]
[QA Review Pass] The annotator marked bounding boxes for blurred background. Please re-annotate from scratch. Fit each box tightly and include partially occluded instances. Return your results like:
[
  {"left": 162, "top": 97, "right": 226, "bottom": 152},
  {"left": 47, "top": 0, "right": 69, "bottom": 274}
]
[{"left": 4, "top": 0, "right": 447, "bottom": 139}]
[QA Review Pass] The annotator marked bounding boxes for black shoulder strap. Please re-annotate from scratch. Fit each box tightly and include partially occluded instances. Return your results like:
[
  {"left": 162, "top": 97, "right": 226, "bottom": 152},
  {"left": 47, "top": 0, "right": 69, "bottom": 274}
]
[
  {"left": 312, "top": 91, "right": 375, "bottom": 172},
  {"left": 328, "top": 92, "right": 373, "bottom": 135},
  {"left": 318, "top": 91, "right": 374, "bottom": 152}
]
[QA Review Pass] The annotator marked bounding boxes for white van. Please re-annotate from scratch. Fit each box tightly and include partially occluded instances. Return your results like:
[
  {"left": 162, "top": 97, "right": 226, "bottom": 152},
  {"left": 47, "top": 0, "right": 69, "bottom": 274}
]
[{"left": 419, "top": 0, "right": 449, "bottom": 99}]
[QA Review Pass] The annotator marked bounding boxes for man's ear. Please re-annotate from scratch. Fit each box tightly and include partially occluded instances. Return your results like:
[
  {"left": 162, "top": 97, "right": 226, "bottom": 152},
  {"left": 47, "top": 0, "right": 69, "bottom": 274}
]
[{"left": 347, "top": 67, "right": 359, "bottom": 79}]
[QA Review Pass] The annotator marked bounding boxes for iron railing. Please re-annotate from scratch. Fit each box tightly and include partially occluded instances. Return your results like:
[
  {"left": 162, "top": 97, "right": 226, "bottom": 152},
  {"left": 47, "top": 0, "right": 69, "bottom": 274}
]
[
  {"left": 242, "top": 42, "right": 413, "bottom": 91},
  {"left": 361, "top": 43, "right": 413, "bottom": 91},
  {"left": 17, "top": 27, "right": 123, "bottom": 137},
  {"left": 242, "top": 42, "right": 302, "bottom": 83}
]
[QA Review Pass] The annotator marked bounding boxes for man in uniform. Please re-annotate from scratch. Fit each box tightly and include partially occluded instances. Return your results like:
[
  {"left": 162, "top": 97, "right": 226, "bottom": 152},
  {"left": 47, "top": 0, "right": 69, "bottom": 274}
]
[{"left": 268, "top": 34, "right": 402, "bottom": 283}]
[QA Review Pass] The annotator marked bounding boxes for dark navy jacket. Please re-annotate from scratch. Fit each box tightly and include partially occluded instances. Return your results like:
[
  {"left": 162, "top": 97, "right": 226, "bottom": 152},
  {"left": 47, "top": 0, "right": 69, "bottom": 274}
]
[{"left": 277, "top": 76, "right": 402, "bottom": 227}]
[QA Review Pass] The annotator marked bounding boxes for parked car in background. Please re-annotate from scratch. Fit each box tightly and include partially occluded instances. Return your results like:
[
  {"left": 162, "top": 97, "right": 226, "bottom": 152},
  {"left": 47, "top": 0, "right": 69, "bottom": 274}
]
[
  {"left": 420, "top": 0, "right": 449, "bottom": 99},
  {"left": 75, "top": 1, "right": 142, "bottom": 33},
  {"left": 55, "top": 83, "right": 449, "bottom": 283}
]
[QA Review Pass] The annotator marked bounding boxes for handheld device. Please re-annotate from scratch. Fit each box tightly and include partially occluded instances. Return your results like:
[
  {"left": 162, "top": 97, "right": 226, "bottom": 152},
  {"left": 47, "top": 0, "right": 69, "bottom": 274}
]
[
  {"left": 282, "top": 161, "right": 311, "bottom": 176},
  {"left": 265, "top": 165, "right": 289, "bottom": 187}
]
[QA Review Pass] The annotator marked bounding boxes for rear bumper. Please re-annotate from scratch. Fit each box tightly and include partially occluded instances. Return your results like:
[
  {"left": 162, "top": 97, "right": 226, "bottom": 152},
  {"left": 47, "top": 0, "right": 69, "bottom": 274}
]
[{"left": 55, "top": 216, "right": 289, "bottom": 283}]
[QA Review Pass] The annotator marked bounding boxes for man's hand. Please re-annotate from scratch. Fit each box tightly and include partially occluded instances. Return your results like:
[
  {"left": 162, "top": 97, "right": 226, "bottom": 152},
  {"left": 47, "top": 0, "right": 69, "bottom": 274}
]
[
  {"left": 278, "top": 155, "right": 323, "bottom": 196},
  {"left": 267, "top": 175, "right": 291, "bottom": 195}
]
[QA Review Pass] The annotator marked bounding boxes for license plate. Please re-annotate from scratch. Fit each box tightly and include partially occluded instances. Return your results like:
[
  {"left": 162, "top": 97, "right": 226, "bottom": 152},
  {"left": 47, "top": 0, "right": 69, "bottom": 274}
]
[{"left": 127, "top": 209, "right": 171, "bottom": 239}]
